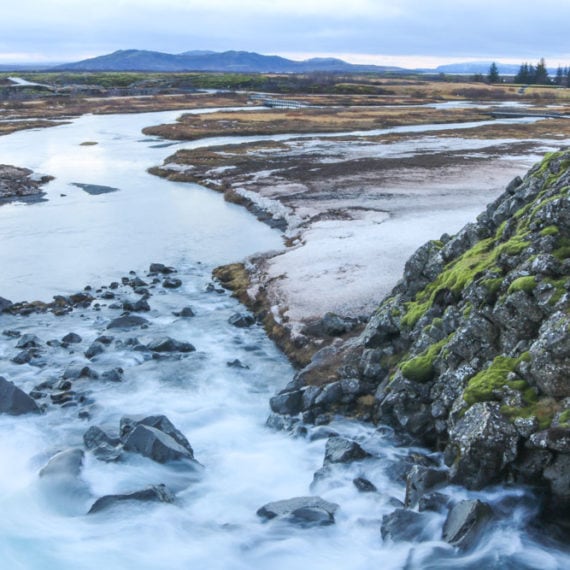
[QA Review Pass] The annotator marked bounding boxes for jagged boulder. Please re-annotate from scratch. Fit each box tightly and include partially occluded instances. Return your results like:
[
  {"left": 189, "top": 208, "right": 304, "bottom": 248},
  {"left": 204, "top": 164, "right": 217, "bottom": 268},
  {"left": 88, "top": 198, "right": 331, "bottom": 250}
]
[
  {"left": 0, "top": 376, "right": 40, "bottom": 415},
  {"left": 257, "top": 496, "right": 338, "bottom": 526},
  {"left": 323, "top": 437, "right": 371, "bottom": 464},
  {"left": 446, "top": 403, "right": 519, "bottom": 489},
  {"left": 442, "top": 499, "right": 492, "bottom": 549},
  {"left": 88, "top": 484, "right": 175, "bottom": 514}
]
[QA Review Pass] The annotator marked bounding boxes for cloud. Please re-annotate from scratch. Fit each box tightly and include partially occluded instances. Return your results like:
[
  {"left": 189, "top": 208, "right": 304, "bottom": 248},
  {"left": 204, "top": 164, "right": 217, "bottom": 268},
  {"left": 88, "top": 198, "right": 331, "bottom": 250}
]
[{"left": 2, "top": 0, "right": 570, "bottom": 64}]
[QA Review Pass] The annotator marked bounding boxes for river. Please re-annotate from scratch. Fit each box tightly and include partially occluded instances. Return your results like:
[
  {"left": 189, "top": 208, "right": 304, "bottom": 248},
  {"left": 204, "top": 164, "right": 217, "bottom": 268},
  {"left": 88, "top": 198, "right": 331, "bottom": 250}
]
[{"left": 0, "top": 110, "right": 568, "bottom": 569}]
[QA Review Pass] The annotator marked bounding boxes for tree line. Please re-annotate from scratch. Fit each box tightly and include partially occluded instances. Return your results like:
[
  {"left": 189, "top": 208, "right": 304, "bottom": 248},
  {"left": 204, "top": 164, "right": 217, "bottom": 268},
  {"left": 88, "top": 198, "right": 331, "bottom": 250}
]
[{"left": 484, "top": 58, "right": 570, "bottom": 86}]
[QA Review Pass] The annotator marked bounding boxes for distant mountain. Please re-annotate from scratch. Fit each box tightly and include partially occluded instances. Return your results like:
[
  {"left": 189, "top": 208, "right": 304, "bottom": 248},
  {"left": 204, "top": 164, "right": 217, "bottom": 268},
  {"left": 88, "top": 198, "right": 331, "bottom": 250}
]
[{"left": 52, "top": 49, "right": 404, "bottom": 73}]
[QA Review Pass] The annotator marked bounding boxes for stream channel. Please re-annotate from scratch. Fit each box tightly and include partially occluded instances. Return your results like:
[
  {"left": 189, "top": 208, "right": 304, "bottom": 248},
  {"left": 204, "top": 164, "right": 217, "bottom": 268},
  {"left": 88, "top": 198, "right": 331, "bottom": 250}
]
[{"left": 0, "top": 109, "right": 568, "bottom": 569}]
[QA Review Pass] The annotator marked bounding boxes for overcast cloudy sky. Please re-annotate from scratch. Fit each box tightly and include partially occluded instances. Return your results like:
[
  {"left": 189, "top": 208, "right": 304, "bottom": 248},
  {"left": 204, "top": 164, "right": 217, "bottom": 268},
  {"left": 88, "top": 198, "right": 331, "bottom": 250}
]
[{"left": 2, "top": 0, "right": 570, "bottom": 67}]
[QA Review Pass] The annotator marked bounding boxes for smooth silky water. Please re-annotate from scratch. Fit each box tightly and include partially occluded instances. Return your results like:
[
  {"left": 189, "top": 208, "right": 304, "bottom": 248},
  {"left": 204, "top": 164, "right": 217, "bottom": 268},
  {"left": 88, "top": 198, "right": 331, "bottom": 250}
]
[{"left": 0, "top": 111, "right": 568, "bottom": 569}]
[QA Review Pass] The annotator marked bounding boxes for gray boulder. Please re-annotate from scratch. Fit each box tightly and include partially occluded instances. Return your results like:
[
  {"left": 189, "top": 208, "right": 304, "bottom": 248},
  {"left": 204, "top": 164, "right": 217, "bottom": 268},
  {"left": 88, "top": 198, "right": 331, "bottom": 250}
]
[
  {"left": 16, "top": 334, "right": 42, "bottom": 349},
  {"left": 84, "top": 341, "right": 105, "bottom": 359},
  {"left": 83, "top": 426, "right": 122, "bottom": 462},
  {"left": 442, "top": 499, "right": 492, "bottom": 549},
  {"left": 146, "top": 337, "right": 195, "bottom": 353},
  {"left": 269, "top": 389, "right": 303, "bottom": 416},
  {"left": 88, "top": 484, "right": 175, "bottom": 514},
  {"left": 543, "top": 454, "right": 570, "bottom": 504},
  {"left": 381, "top": 508, "right": 431, "bottom": 542},
  {"left": 0, "top": 376, "right": 40, "bottom": 415},
  {"left": 228, "top": 313, "right": 255, "bottom": 328},
  {"left": 447, "top": 402, "right": 519, "bottom": 489},
  {"left": 0, "top": 296, "right": 13, "bottom": 312},
  {"left": 353, "top": 477, "right": 377, "bottom": 493},
  {"left": 123, "top": 298, "right": 151, "bottom": 312},
  {"left": 123, "top": 424, "right": 195, "bottom": 464},
  {"left": 120, "top": 415, "right": 194, "bottom": 454},
  {"left": 405, "top": 465, "right": 448, "bottom": 508},
  {"left": 257, "top": 496, "right": 338, "bottom": 526},
  {"left": 324, "top": 437, "right": 371, "bottom": 464},
  {"left": 107, "top": 315, "right": 149, "bottom": 329},
  {"left": 162, "top": 277, "right": 182, "bottom": 289},
  {"left": 149, "top": 263, "right": 175, "bottom": 274},
  {"left": 62, "top": 332, "right": 82, "bottom": 344},
  {"left": 528, "top": 312, "right": 570, "bottom": 397},
  {"left": 39, "top": 449, "right": 84, "bottom": 479}
]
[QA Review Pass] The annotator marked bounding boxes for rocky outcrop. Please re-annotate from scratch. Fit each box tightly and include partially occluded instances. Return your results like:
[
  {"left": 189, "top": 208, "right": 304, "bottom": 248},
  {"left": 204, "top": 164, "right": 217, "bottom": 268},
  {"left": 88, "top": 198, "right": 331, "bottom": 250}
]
[
  {"left": 0, "top": 164, "right": 52, "bottom": 203},
  {"left": 268, "top": 149, "right": 570, "bottom": 516}
]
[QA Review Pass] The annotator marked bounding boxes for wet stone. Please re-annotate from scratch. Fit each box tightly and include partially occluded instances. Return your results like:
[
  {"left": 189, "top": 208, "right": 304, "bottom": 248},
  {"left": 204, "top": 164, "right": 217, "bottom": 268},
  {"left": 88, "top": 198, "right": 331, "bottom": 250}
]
[
  {"left": 146, "top": 337, "right": 195, "bottom": 353},
  {"left": 62, "top": 332, "right": 82, "bottom": 344},
  {"left": 173, "top": 306, "right": 195, "bottom": 318},
  {"left": 85, "top": 341, "right": 105, "bottom": 359},
  {"left": 381, "top": 508, "right": 431, "bottom": 542},
  {"left": 323, "top": 437, "right": 371, "bottom": 464},
  {"left": 0, "top": 376, "right": 40, "bottom": 415},
  {"left": 257, "top": 496, "right": 338, "bottom": 526},
  {"left": 442, "top": 499, "right": 493, "bottom": 550},
  {"left": 353, "top": 477, "right": 377, "bottom": 493},
  {"left": 2, "top": 329, "right": 21, "bottom": 338},
  {"left": 162, "top": 277, "right": 182, "bottom": 289},
  {"left": 107, "top": 315, "right": 149, "bottom": 329},
  {"left": 228, "top": 313, "right": 255, "bottom": 328},
  {"left": 39, "top": 449, "right": 84, "bottom": 479},
  {"left": 88, "top": 484, "right": 175, "bottom": 514},
  {"left": 16, "top": 333, "right": 42, "bottom": 349}
]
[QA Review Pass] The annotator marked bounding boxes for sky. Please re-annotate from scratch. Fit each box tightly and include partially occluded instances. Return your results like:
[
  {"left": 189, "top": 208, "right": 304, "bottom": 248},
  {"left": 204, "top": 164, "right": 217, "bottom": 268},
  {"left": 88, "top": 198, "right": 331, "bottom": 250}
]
[{"left": 2, "top": 0, "right": 570, "bottom": 68}]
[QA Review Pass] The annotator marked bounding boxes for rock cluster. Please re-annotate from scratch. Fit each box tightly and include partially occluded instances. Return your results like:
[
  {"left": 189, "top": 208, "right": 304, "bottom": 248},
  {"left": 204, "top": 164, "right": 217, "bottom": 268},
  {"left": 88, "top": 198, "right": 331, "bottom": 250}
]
[
  {"left": 268, "top": 149, "right": 570, "bottom": 522},
  {"left": 0, "top": 164, "right": 52, "bottom": 202}
]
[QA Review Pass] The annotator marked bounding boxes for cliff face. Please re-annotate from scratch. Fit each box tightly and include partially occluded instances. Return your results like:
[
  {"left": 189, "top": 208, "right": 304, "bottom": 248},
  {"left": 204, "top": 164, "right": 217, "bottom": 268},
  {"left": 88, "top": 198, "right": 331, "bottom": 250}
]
[{"left": 270, "top": 149, "right": 570, "bottom": 512}]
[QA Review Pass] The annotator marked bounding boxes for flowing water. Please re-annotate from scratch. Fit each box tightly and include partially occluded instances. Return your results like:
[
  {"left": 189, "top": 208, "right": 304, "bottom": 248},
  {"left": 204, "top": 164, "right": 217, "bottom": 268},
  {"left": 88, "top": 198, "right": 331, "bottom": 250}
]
[{"left": 0, "top": 110, "right": 568, "bottom": 569}]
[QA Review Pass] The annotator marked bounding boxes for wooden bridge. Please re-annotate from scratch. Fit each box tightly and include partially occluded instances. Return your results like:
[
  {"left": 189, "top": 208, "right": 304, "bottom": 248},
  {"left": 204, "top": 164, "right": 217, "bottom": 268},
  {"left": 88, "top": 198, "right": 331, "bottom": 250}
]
[{"left": 259, "top": 97, "right": 306, "bottom": 109}]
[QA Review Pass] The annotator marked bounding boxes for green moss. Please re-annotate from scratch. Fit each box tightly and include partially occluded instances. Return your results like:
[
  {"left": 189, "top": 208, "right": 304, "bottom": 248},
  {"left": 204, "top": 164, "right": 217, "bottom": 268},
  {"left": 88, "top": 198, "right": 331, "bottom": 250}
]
[
  {"left": 508, "top": 276, "right": 537, "bottom": 294},
  {"left": 400, "top": 337, "right": 449, "bottom": 383},
  {"left": 501, "top": 398, "right": 559, "bottom": 430},
  {"left": 482, "top": 278, "right": 503, "bottom": 295},
  {"left": 540, "top": 225, "right": 559, "bottom": 237},
  {"left": 462, "top": 303, "right": 473, "bottom": 318},
  {"left": 544, "top": 277, "right": 568, "bottom": 305},
  {"left": 463, "top": 354, "right": 530, "bottom": 406},
  {"left": 558, "top": 409, "right": 570, "bottom": 426}
]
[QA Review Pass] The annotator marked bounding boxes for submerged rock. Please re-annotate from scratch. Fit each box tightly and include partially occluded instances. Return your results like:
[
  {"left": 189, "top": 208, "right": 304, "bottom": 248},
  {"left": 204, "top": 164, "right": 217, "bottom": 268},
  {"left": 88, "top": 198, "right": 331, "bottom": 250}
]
[
  {"left": 88, "top": 484, "right": 175, "bottom": 514},
  {"left": 442, "top": 499, "right": 492, "bottom": 549},
  {"left": 39, "top": 449, "right": 84, "bottom": 479},
  {"left": 228, "top": 313, "right": 255, "bottom": 328},
  {"left": 257, "top": 496, "right": 339, "bottom": 526},
  {"left": 146, "top": 337, "right": 195, "bottom": 353},
  {"left": 381, "top": 508, "right": 431, "bottom": 542},
  {"left": 0, "top": 376, "right": 40, "bottom": 415},
  {"left": 107, "top": 315, "right": 149, "bottom": 329},
  {"left": 124, "top": 425, "right": 195, "bottom": 464},
  {"left": 323, "top": 437, "right": 371, "bottom": 464}
]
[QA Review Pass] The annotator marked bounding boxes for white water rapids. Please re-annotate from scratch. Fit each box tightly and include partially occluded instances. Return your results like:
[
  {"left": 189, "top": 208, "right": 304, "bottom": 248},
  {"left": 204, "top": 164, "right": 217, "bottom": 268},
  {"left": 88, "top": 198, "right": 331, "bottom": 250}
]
[{"left": 0, "top": 110, "right": 568, "bottom": 569}]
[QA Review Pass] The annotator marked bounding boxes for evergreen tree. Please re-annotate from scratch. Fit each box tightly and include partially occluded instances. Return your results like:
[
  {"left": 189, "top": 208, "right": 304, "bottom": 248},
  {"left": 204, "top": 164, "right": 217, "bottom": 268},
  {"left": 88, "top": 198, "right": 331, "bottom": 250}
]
[
  {"left": 488, "top": 62, "right": 500, "bottom": 83},
  {"left": 535, "top": 58, "right": 549, "bottom": 85},
  {"left": 515, "top": 63, "right": 530, "bottom": 84},
  {"left": 556, "top": 66, "right": 564, "bottom": 85}
]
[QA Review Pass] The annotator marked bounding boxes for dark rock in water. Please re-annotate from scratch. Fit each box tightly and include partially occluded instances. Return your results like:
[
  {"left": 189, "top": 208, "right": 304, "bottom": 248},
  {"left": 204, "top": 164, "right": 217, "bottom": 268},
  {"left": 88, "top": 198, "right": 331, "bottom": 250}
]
[
  {"left": 228, "top": 313, "right": 255, "bottom": 328},
  {"left": 149, "top": 263, "right": 176, "bottom": 274},
  {"left": 39, "top": 449, "right": 84, "bottom": 478},
  {"left": 162, "top": 277, "right": 182, "bottom": 289},
  {"left": 123, "top": 424, "right": 195, "bottom": 464},
  {"left": 16, "top": 333, "right": 42, "bottom": 349},
  {"left": 62, "top": 332, "right": 82, "bottom": 344},
  {"left": 95, "top": 335, "right": 114, "bottom": 345},
  {"left": 442, "top": 499, "right": 492, "bottom": 550},
  {"left": 101, "top": 368, "right": 124, "bottom": 383},
  {"left": 123, "top": 298, "right": 151, "bottom": 312},
  {"left": 84, "top": 341, "right": 105, "bottom": 360},
  {"left": 84, "top": 425, "right": 120, "bottom": 449},
  {"left": 88, "top": 484, "right": 175, "bottom": 514},
  {"left": 257, "top": 496, "right": 338, "bottom": 526},
  {"left": 83, "top": 426, "right": 122, "bottom": 462},
  {"left": 107, "top": 315, "right": 149, "bottom": 329},
  {"left": 146, "top": 337, "right": 195, "bottom": 353},
  {"left": 101, "top": 291, "right": 115, "bottom": 300},
  {"left": 0, "top": 296, "right": 13, "bottom": 313},
  {"left": 324, "top": 437, "right": 371, "bottom": 464},
  {"left": 120, "top": 415, "right": 194, "bottom": 455},
  {"left": 11, "top": 349, "right": 33, "bottom": 365},
  {"left": 173, "top": 306, "right": 195, "bottom": 318},
  {"left": 381, "top": 508, "right": 431, "bottom": 542},
  {"left": 130, "top": 276, "right": 148, "bottom": 288},
  {"left": 418, "top": 492, "right": 451, "bottom": 513},
  {"left": 3, "top": 329, "right": 21, "bottom": 338},
  {"left": 353, "top": 477, "right": 377, "bottom": 493},
  {"left": 308, "top": 426, "right": 340, "bottom": 441},
  {"left": 447, "top": 402, "right": 519, "bottom": 490},
  {"left": 63, "top": 365, "right": 98, "bottom": 380},
  {"left": 51, "top": 391, "right": 76, "bottom": 405},
  {"left": 405, "top": 465, "right": 448, "bottom": 508},
  {"left": 71, "top": 182, "right": 119, "bottom": 195},
  {"left": 269, "top": 390, "right": 303, "bottom": 416},
  {"left": 0, "top": 376, "right": 40, "bottom": 415},
  {"left": 226, "top": 359, "right": 249, "bottom": 369}
]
